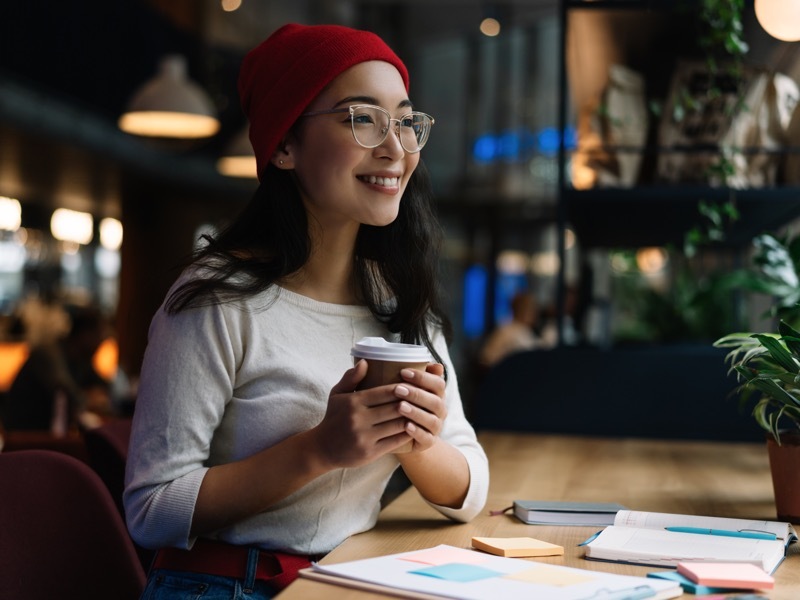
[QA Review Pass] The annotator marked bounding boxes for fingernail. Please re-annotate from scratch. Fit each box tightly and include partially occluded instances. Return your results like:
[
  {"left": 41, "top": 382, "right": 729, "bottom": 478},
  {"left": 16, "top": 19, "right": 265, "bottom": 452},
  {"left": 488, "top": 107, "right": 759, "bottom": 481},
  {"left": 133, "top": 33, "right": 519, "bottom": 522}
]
[
  {"left": 399, "top": 401, "right": 412, "bottom": 414},
  {"left": 401, "top": 369, "right": 415, "bottom": 379},
  {"left": 395, "top": 385, "right": 410, "bottom": 397},
  {"left": 406, "top": 422, "right": 417, "bottom": 433}
]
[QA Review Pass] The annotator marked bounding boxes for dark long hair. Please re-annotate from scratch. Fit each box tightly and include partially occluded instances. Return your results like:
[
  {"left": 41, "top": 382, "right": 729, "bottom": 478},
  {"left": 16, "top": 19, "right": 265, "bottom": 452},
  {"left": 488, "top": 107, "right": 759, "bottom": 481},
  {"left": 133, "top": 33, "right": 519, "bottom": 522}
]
[{"left": 165, "top": 161, "right": 452, "bottom": 368}]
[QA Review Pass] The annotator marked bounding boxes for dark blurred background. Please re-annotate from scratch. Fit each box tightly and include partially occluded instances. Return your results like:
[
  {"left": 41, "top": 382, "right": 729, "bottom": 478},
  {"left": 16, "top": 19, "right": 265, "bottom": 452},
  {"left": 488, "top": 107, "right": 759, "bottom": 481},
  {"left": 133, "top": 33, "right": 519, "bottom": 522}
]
[{"left": 1, "top": 1, "right": 799, "bottom": 421}]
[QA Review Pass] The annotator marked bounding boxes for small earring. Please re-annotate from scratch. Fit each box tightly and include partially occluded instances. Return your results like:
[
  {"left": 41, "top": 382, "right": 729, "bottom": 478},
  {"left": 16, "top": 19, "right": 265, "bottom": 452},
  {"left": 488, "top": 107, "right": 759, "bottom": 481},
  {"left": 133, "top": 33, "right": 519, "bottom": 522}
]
[{"left": 279, "top": 159, "right": 284, "bottom": 165}]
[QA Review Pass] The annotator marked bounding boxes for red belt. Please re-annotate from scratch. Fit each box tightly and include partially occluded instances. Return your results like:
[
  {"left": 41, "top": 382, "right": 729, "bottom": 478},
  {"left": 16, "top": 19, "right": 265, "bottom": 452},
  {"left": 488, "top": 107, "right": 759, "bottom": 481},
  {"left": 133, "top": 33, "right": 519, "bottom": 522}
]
[{"left": 152, "top": 538, "right": 314, "bottom": 590}]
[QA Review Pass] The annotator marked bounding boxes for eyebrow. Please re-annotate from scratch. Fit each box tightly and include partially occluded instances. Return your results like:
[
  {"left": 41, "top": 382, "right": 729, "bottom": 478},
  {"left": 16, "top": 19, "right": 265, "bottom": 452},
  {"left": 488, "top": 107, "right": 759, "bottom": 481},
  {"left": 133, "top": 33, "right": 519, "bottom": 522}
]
[{"left": 334, "top": 95, "right": 414, "bottom": 110}]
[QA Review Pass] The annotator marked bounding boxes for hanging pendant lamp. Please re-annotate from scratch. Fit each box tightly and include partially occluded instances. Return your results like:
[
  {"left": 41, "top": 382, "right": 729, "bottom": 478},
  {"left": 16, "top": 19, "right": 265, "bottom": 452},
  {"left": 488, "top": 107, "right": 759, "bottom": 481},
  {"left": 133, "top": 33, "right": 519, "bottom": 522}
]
[
  {"left": 216, "top": 125, "right": 257, "bottom": 178},
  {"left": 755, "top": 0, "right": 800, "bottom": 42},
  {"left": 118, "top": 55, "right": 220, "bottom": 139}
]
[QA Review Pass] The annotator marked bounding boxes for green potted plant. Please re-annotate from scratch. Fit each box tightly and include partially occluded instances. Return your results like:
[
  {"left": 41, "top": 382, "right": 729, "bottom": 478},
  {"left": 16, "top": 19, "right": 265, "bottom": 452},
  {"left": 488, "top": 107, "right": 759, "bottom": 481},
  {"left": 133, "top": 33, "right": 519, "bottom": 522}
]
[{"left": 714, "top": 321, "right": 800, "bottom": 521}]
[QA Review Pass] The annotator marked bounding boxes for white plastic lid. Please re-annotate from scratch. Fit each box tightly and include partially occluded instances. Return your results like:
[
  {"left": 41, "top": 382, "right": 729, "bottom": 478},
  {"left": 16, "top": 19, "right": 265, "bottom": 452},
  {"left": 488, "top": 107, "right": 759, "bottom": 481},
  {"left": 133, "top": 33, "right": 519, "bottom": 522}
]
[{"left": 350, "top": 337, "right": 432, "bottom": 362}]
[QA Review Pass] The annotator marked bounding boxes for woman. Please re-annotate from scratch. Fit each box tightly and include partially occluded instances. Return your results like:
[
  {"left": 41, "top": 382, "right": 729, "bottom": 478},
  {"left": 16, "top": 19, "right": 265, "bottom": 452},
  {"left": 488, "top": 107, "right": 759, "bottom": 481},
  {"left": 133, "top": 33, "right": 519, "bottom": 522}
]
[{"left": 124, "top": 23, "right": 489, "bottom": 599}]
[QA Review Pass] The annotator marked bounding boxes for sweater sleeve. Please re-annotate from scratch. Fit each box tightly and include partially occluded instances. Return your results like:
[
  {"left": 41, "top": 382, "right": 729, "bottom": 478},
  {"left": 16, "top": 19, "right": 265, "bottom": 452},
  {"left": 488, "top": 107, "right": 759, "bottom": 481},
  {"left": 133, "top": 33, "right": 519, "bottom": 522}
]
[
  {"left": 123, "top": 299, "right": 238, "bottom": 550},
  {"left": 421, "top": 328, "right": 489, "bottom": 522}
]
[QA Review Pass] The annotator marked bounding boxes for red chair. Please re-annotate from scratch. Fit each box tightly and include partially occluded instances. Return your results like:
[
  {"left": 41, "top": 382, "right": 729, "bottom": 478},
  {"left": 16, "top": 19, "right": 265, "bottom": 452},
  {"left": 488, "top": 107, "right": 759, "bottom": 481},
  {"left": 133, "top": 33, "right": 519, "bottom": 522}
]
[
  {"left": 83, "top": 418, "right": 133, "bottom": 517},
  {"left": 83, "top": 418, "right": 156, "bottom": 571},
  {"left": 0, "top": 449, "right": 145, "bottom": 600}
]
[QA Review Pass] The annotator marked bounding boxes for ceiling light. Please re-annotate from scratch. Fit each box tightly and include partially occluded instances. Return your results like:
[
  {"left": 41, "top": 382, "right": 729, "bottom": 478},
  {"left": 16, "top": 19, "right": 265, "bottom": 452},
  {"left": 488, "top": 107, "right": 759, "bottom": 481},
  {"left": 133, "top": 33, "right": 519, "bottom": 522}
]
[
  {"left": 221, "top": 0, "right": 242, "bottom": 12},
  {"left": 0, "top": 196, "right": 21, "bottom": 231},
  {"left": 480, "top": 18, "right": 501, "bottom": 37},
  {"left": 531, "top": 251, "right": 560, "bottom": 276},
  {"left": 51, "top": 208, "right": 93, "bottom": 245},
  {"left": 496, "top": 250, "right": 529, "bottom": 274},
  {"left": 99, "top": 218, "right": 123, "bottom": 251},
  {"left": 216, "top": 125, "right": 257, "bottom": 178},
  {"left": 755, "top": 0, "right": 800, "bottom": 42},
  {"left": 636, "top": 247, "right": 668, "bottom": 274},
  {"left": 118, "top": 55, "right": 220, "bottom": 139}
]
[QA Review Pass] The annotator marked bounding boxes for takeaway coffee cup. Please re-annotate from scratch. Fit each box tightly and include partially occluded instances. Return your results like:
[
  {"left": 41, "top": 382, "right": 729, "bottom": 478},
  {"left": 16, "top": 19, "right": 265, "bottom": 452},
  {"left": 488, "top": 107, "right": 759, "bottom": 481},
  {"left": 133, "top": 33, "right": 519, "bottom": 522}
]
[
  {"left": 350, "top": 337, "right": 433, "bottom": 452},
  {"left": 351, "top": 337, "right": 433, "bottom": 389}
]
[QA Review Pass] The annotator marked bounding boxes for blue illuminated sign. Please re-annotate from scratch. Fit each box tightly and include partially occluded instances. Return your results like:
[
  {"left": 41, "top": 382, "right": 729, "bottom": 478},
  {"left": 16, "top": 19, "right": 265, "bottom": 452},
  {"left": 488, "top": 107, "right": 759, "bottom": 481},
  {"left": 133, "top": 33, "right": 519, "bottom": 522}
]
[{"left": 472, "top": 126, "right": 576, "bottom": 163}]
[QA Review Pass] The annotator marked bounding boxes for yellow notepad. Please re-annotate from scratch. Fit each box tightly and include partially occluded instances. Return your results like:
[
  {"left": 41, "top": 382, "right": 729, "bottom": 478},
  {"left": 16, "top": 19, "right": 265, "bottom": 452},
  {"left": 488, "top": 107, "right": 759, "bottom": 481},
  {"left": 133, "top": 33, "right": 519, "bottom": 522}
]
[{"left": 471, "top": 536, "right": 564, "bottom": 558}]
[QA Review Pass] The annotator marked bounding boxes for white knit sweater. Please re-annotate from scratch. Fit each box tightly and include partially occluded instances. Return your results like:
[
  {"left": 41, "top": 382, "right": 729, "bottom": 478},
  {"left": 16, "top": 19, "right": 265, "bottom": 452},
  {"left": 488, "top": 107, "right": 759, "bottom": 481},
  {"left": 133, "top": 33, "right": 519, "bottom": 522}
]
[{"left": 123, "top": 282, "right": 489, "bottom": 555}]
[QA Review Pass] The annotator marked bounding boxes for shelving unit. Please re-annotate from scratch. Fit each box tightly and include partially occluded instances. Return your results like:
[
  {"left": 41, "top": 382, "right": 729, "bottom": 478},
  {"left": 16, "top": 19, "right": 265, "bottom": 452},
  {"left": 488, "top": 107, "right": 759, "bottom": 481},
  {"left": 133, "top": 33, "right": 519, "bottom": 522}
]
[
  {"left": 554, "top": 0, "right": 800, "bottom": 342},
  {"left": 566, "top": 185, "right": 800, "bottom": 248},
  {"left": 558, "top": 1, "right": 800, "bottom": 249}
]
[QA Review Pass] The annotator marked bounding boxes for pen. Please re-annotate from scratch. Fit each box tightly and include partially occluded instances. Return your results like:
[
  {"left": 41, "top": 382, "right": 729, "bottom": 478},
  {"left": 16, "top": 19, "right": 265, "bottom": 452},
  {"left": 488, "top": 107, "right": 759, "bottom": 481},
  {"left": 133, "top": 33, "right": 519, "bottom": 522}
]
[
  {"left": 664, "top": 527, "right": 777, "bottom": 540},
  {"left": 578, "top": 530, "right": 603, "bottom": 546}
]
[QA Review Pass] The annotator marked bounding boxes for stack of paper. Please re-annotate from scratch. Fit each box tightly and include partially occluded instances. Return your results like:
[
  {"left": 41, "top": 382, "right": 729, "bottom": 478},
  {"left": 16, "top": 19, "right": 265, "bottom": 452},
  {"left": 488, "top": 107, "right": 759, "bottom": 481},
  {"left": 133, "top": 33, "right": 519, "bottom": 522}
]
[{"left": 302, "top": 544, "right": 682, "bottom": 600}]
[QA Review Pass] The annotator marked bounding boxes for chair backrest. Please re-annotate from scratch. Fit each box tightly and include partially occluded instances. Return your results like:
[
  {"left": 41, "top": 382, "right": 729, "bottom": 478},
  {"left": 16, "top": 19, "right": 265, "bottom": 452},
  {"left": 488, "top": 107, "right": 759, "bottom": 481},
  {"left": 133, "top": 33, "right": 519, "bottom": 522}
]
[
  {"left": 0, "top": 449, "right": 145, "bottom": 600},
  {"left": 83, "top": 418, "right": 156, "bottom": 572},
  {"left": 83, "top": 418, "right": 133, "bottom": 516}
]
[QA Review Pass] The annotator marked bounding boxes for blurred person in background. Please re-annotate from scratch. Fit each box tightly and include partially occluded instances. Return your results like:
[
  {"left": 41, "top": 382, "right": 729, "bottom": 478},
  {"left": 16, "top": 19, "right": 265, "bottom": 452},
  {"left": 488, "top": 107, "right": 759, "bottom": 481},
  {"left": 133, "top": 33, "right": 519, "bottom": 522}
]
[
  {"left": 4, "top": 303, "right": 112, "bottom": 432},
  {"left": 480, "top": 291, "right": 544, "bottom": 367}
]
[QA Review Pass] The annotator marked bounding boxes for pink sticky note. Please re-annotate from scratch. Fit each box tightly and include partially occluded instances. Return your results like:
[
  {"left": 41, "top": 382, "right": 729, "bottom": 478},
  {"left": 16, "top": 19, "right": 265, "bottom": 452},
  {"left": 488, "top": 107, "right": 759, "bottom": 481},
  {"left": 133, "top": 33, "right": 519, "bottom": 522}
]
[
  {"left": 676, "top": 562, "right": 775, "bottom": 590},
  {"left": 400, "top": 545, "right": 488, "bottom": 566}
]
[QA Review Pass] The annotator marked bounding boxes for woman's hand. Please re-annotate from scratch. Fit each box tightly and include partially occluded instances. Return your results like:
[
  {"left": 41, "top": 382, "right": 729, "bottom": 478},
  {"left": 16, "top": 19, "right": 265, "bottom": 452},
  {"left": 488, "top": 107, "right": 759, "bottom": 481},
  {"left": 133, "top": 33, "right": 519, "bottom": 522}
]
[
  {"left": 311, "top": 360, "right": 413, "bottom": 468},
  {"left": 395, "top": 363, "right": 447, "bottom": 452},
  {"left": 394, "top": 362, "right": 470, "bottom": 509}
]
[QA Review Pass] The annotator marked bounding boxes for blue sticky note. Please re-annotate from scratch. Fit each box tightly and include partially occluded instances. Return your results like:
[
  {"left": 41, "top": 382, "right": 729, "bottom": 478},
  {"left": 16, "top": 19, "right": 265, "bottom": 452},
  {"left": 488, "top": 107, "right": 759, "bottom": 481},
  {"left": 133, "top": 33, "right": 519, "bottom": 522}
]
[
  {"left": 410, "top": 562, "right": 502, "bottom": 583},
  {"left": 647, "top": 570, "right": 732, "bottom": 595}
]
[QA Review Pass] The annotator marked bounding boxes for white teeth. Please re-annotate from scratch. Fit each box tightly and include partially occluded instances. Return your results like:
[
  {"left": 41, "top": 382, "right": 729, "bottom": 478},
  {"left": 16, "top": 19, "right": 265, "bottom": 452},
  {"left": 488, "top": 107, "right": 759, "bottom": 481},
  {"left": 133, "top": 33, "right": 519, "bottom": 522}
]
[{"left": 361, "top": 175, "right": 399, "bottom": 187}]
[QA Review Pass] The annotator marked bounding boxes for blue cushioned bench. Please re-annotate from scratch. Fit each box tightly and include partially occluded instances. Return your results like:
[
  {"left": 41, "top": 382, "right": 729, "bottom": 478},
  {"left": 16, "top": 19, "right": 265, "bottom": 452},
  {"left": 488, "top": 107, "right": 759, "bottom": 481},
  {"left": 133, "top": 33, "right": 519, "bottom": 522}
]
[{"left": 473, "top": 345, "right": 764, "bottom": 442}]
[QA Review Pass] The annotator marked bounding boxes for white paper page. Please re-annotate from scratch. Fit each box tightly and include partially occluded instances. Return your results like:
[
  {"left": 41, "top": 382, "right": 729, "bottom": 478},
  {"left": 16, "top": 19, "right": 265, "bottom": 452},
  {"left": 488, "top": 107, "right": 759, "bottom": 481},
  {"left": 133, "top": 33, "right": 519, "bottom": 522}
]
[
  {"left": 614, "top": 510, "right": 791, "bottom": 540},
  {"left": 311, "top": 544, "right": 681, "bottom": 600}
]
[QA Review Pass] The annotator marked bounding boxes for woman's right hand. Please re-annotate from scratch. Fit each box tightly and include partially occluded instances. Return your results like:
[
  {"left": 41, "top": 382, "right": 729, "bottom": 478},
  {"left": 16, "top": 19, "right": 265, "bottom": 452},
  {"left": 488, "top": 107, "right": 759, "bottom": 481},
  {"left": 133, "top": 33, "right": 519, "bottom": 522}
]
[{"left": 311, "top": 359, "right": 412, "bottom": 468}]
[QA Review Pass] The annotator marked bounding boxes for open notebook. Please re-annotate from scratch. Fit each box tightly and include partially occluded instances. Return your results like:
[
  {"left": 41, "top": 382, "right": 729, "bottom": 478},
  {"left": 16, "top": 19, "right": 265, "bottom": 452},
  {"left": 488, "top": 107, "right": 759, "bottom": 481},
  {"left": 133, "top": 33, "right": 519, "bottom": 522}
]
[
  {"left": 302, "top": 544, "right": 682, "bottom": 600},
  {"left": 583, "top": 510, "right": 797, "bottom": 573}
]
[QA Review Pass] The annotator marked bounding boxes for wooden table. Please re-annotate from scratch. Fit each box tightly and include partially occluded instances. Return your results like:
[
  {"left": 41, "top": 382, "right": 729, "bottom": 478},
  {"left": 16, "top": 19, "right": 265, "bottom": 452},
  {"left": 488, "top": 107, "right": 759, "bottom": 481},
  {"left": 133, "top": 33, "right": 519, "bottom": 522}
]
[{"left": 278, "top": 432, "right": 800, "bottom": 599}]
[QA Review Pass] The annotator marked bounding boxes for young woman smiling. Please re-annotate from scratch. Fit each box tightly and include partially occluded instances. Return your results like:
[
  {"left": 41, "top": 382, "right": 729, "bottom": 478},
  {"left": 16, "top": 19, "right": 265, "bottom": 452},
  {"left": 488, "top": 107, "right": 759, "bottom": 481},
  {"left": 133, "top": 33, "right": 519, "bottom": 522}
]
[{"left": 124, "top": 23, "right": 489, "bottom": 600}]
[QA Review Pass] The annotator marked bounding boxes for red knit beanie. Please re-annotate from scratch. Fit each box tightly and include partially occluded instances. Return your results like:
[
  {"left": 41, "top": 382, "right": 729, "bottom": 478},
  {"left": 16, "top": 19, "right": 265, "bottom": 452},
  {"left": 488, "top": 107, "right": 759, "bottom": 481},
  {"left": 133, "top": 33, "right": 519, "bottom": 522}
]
[{"left": 238, "top": 23, "right": 410, "bottom": 181}]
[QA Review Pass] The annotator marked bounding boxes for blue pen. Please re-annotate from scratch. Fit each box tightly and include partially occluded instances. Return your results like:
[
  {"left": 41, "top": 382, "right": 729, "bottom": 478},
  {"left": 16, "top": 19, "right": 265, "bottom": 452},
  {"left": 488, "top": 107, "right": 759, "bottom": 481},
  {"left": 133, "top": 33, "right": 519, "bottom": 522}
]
[
  {"left": 664, "top": 526, "right": 776, "bottom": 540},
  {"left": 578, "top": 530, "right": 603, "bottom": 546}
]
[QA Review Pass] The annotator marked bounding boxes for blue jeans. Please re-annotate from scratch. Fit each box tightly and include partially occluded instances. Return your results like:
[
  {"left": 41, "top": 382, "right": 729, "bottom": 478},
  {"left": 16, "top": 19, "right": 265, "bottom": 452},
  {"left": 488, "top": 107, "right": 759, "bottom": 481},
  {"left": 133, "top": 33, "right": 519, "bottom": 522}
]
[{"left": 141, "top": 547, "right": 278, "bottom": 600}]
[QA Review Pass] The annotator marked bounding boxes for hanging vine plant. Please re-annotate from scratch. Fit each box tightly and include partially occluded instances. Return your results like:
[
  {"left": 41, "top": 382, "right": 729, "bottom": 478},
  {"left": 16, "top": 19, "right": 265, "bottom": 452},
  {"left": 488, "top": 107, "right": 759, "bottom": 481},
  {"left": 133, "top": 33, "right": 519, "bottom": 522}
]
[
  {"left": 670, "top": 0, "right": 749, "bottom": 123},
  {"left": 671, "top": 0, "right": 750, "bottom": 187},
  {"left": 697, "top": 0, "right": 749, "bottom": 74}
]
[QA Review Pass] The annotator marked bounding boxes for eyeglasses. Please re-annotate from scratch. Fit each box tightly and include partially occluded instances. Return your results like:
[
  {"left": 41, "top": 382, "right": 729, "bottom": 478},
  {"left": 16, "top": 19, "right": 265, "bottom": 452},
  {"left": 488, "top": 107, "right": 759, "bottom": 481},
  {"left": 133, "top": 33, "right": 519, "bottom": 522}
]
[{"left": 300, "top": 104, "right": 435, "bottom": 153}]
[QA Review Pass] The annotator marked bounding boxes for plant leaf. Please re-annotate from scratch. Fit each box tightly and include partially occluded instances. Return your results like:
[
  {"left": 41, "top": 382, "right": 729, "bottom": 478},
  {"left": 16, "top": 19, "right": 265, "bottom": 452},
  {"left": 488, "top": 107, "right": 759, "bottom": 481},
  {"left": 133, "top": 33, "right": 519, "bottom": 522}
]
[
  {"left": 752, "top": 334, "right": 798, "bottom": 373},
  {"left": 779, "top": 322, "right": 800, "bottom": 356},
  {"left": 744, "top": 377, "right": 800, "bottom": 408}
]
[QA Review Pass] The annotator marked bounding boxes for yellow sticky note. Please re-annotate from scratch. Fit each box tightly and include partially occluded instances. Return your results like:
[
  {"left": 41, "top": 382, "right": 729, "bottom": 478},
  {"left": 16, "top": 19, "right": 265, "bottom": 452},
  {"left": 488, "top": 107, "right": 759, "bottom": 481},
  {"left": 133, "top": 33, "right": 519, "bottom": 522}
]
[
  {"left": 471, "top": 536, "right": 565, "bottom": 558},
  {"left": 401, "top": 545, "right": 489, "bottom": 566},
  {"left": 506, "top": 564, "right": 596, "bottom": 586}
]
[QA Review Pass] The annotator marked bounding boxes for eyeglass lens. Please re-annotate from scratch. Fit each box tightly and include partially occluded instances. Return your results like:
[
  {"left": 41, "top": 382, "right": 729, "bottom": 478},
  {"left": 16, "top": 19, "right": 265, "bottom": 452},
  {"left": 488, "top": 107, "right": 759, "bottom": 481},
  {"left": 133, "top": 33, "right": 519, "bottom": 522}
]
[{"left": 350, "top": 106, "right": 432, "bottom": 152}]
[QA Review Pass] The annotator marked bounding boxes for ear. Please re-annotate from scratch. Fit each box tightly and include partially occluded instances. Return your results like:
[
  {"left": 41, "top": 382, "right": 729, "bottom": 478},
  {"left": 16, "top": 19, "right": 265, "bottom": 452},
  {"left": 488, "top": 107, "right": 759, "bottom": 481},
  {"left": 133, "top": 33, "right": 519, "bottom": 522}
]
[{"left": 271, "top": 139, "right": 295, "bottom": 169}]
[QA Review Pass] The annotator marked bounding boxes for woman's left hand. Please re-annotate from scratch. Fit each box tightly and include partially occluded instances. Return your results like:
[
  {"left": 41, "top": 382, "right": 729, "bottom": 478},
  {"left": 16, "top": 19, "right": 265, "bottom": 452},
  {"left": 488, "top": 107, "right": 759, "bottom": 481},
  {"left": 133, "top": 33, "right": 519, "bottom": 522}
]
[
  {"left": 394, "top": 363, "right": 447, "bottom": 452},
  {"left": 392, "top": 363, "right": 471, "bottom": 509}
]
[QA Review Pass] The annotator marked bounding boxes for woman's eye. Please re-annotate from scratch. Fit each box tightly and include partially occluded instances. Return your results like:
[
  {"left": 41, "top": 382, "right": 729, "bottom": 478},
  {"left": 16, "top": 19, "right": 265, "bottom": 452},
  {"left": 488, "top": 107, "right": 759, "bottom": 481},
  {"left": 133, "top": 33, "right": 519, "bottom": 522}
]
[{"left": 352, "top": 114, "right": 375, "bottom": 125}]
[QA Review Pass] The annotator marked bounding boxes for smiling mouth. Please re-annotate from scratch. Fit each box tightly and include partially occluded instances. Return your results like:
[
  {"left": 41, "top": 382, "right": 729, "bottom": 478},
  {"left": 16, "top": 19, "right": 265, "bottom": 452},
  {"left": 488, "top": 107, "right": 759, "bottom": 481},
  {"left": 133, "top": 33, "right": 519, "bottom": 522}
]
[{"left": 358, "top": 175, "right": 399, "bottom": 188}]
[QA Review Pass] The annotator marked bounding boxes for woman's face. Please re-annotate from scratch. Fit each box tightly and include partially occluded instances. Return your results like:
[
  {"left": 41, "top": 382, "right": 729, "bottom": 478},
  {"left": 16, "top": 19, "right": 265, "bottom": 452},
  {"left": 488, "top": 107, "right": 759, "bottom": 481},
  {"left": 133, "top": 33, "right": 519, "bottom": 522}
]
[{"left": 281, "top": 60, "right": 421, "bottom": 231}]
